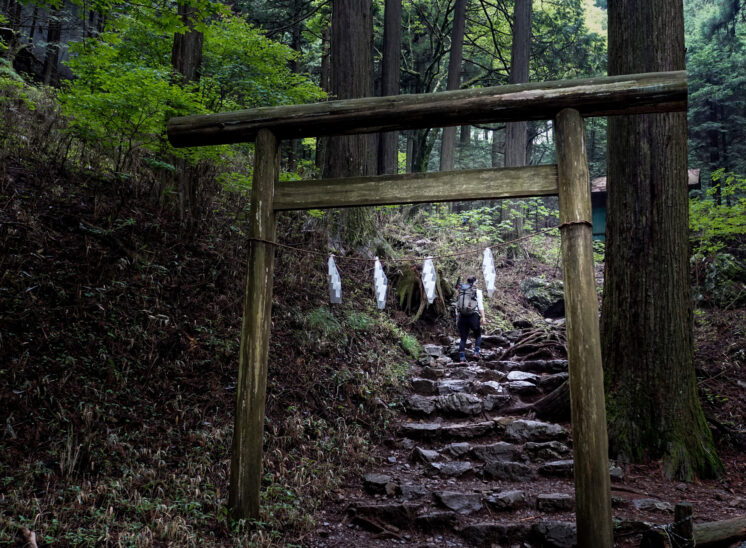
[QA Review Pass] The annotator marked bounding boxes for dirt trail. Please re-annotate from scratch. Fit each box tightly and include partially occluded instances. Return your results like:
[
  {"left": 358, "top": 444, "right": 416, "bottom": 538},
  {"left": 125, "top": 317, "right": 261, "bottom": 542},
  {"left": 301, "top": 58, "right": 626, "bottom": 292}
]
[{"left": 306, "top": 326, "right": 745, "bottom": 547}]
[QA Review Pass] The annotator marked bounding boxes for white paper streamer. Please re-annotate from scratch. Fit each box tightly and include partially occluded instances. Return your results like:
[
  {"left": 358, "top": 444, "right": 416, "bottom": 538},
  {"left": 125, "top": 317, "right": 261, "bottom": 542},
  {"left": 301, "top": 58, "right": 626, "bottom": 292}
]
[
  {"left": 482, "top": 247, "right": 496, "bottom": 298},
  {"left": 421, "top": 257, "right": 436, "bottom": 304},
  {"left": 328, "top": 255, "right": 342, "bottom": 304},
  {"left": 373, "top": 257, "right": 388, "bottom": 309}
]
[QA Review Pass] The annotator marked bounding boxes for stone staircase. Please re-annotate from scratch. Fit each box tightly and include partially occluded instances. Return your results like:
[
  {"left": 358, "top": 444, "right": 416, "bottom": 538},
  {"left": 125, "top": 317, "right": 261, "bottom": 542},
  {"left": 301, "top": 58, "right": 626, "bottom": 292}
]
[{"left": 310, "top": 329, "right": 616, "bottom": 547}]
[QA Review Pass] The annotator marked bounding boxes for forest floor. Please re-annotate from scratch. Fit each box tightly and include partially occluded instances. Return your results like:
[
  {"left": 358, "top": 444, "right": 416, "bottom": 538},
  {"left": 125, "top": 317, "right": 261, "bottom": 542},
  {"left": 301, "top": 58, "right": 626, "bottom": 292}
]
[{"left": 1, "top": 160, "right": 745, "bottom": 547}]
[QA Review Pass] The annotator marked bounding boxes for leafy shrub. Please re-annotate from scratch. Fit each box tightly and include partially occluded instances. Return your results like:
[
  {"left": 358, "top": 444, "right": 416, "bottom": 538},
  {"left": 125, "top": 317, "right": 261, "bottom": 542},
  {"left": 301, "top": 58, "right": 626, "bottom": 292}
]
[
  {"left": 690, "top": 169, "right": 746, "bottom": 256},
  {"left": 304, "top": 307, "right": 343, "bottom": 338},
  {"left": 346, "top": 312, "right": 374, "bottom": 332}
]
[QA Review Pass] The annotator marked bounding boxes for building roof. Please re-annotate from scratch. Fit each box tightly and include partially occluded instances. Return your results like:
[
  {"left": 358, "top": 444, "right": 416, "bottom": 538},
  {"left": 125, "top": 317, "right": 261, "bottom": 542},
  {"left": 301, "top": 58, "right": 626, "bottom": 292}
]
[{"left": 591, "top": 169, "right": 701, "bottom": 194}]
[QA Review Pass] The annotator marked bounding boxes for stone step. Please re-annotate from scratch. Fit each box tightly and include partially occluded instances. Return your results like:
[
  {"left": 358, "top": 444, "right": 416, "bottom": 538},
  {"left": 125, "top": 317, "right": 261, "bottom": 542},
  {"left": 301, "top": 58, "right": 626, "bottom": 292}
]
[
  {"left": 411, "top": 375, "right": 511, "bottom": 396},
  {"left": 459, "top": 520, "right": 577, "bottom": 548},
  {"left": 414, "top": 440, "right": 571, "bottom": 466},
  {"left": 405, "top": 392, "right": 511, "bottom": 417},
  {"left": 398, "top": 419, "right": 498, "bottom": 441},
  {"left": 398, "top": 417, "right": 569, "bottom": 444},
  {"left": 501, "top": 418, "right": 569, "bottom": 443},
  {"left": 482, "top": 359, "right": 568, "bottom": 374}
]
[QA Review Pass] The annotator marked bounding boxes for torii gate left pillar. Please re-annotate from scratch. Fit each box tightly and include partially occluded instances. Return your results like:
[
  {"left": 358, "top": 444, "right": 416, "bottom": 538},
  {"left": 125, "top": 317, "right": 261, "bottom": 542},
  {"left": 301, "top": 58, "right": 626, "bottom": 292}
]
[{"left": 228, "top": 129, "right": 279, "bottom": 519}]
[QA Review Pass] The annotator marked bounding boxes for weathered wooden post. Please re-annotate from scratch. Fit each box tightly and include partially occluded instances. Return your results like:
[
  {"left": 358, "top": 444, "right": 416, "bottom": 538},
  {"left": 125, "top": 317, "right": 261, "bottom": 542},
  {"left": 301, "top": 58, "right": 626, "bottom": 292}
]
[
  {"left": 555, "top": 108, "right": 613, "bottom": 547},
  {"left": 228, "top": 128, "right": 279, "bottom": 520}
]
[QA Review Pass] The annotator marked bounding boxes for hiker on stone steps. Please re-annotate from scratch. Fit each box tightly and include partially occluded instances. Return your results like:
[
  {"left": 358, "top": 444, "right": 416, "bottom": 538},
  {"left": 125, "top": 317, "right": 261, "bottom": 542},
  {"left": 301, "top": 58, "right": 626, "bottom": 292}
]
[{"left": 455, "top": 276, "right": 486, "bottom": 363}]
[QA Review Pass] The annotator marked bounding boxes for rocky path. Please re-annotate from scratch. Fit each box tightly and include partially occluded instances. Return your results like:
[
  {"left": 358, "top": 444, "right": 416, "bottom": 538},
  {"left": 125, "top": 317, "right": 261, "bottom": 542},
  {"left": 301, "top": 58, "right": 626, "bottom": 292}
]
[{"left": 311, "top": 328, "right": 627, "bottom": 547}]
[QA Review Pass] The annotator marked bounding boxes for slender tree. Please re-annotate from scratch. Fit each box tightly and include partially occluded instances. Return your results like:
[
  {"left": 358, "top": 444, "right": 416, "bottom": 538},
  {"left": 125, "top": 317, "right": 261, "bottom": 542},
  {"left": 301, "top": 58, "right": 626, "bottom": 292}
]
[
  {"left": 602, "top": 0, "right": 723, "bottom": 480},
  {"left": 377, "top": 0, "right": 402, "bottom": 175},
  {"left": 171, "top": 1, "right": 204, "bottom": 228},
  {"left": 41, "top": 8, "right": 62, "bottom": 85},
  {"left": 439, "top": 0, "right": 467, "bottom": 172}
]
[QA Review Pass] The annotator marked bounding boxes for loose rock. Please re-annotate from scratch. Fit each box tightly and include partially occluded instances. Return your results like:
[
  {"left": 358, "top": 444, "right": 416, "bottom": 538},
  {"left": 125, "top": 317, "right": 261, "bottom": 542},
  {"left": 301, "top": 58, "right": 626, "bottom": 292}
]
[
  {"left": 507, "top": 371, "right": 541, "bottom": 383},
  {"left": 471, "top": 442, "right": 519, "bottom": 462},
  {"left": 406, "top": 395, "right": 437, "bottom": 415},
  {"left": 482, "top": 460, "right": 534, "bottom": 481},
  {"left": 539, "top": 459, "right": 574, "bottom": 477},
  {"left": 427, "top": 461, "right": 474, "bottom": 477},
  {"left": 531, "top": 520, "right": 577, "bottom": 548},
  {"left": 524, "top": 441, "right": 571, "bottom": 461},
  {"left": 444, "top": 442, "right": 471, "bottom": 457},
  {"left": 435, "top": 491, "right": 483, "bottom": 515},
  {"left": 484, "top": 490, "right": 527, "bottom": 511},
  {"left": 436, "top": 393, "right": 483, "bottom": 415},
  {"left": 398, "top": 423, "right": 440, "bottom": 439},
  {"left": 632, "top": 499, "right": 674, "bottom": 513},
  {"left": 504, "top": 419, "right": 568, "bottom": 442},
  {"left": 410, "top": 446, "right": 440, "bottom": 464},
  {"left": 423, "top": 344, "right": 444, "bottom": 357},
  {"left": 536, "top": 493, "right": 574, "bottom": 512},
  {"left": 363, "top": 473, "right": 392, "bottom": 495},
  {"left": 411, "top": 378, "right": 438, "bottom": 395},
  {"left": 443, "top": 420, "right": 496, "bottom": 439},
  {"left": 415, "top": 511, "right": 458, "bottom": 531}
]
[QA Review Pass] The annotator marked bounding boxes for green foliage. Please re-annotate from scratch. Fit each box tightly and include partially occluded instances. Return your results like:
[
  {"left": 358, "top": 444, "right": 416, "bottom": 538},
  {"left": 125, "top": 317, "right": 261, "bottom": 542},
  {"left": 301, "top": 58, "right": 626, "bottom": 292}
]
[
  {"left": 304, "top": 307, "right": 343, "bottom": 337},
  {"left": 61, "top": 45, "right": 203, "bottom": 171},
  {"left": 346, "top": 311, "right": 374, "bottom": 332},
  {"left": 398, "top": 331, "right": 421, "bottom": 358},
  {"left": 56, "top": 8, "right": 323, "bottom": 176},
  {"left": 690, "top": 169, "right": 746, "bottom": 255},
  {"left": 686, "top": 0, "right": 746, "bottom": 177},
  {"left": 593, "top": 239, "right": 606, "bottom": 264},
  {"left": 201, "top": 16, "right": 325, "bottom": 112}
]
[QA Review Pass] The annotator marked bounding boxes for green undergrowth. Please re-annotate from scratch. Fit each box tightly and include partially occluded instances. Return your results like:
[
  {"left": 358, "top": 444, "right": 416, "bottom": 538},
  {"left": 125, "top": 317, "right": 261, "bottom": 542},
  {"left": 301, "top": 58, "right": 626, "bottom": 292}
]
[{"left": 0, "top": 165, "right": 416, "bottom": 546}]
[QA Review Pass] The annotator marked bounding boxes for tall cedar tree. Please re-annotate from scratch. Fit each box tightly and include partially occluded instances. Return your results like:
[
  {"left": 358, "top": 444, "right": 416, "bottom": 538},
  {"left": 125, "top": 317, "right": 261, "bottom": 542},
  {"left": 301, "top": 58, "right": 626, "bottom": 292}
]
[
  {"left": 602, "top": 0, "right": 723, "bottom": 480},
  {"left": 377, "top": 0, "right": 401, "bottom": 175},
  {"left": 323, "top": 0, "right": 374, "bottom": 179},
  {"left": 439, "top": 0, "right": 466, "bottom": 172},
  {"left": 504, "top": 0, "right": 531, "bottom": 168},
  {"left": 503, "top": 0, "right": 531, "bottom": 236}
]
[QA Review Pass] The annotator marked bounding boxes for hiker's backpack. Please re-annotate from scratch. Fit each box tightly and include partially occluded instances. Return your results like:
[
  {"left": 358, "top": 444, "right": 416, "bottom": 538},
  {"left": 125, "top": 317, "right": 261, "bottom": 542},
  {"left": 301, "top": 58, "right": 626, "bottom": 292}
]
[{"left": 457, "top": 283, "right": 479, "bottom": 316}]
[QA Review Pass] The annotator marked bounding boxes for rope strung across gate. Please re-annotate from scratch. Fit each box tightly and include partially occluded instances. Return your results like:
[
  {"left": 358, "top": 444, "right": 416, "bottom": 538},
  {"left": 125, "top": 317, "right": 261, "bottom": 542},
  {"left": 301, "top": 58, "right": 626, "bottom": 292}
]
[
  {"left": 247, "top": 221, "right": 595, "bottom": 307},
  {"left": 247, "top": 224, "right": 572, "bottom": 263}
]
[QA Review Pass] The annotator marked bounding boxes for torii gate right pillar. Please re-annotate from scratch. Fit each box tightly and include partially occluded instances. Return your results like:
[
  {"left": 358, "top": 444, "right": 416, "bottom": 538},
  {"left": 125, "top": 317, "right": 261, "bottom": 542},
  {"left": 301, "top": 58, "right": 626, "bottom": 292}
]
[{"left": 555, "top": 108, "right": 613, "bottom": 548}]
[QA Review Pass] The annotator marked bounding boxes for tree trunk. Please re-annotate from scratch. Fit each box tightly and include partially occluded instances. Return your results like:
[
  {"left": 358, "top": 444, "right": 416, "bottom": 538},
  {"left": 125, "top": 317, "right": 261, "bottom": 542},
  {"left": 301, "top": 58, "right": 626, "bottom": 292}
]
[
  {"left": 491, "top": 127, "right": 502, "bottom": 168},
  {"left": 286, "top": 2, "right": 305, "bottom": 174},
  {"left": 504, "top": 0, "right": 531, "bottom": 167},
  {"left": 171, "top": 1, "right": 204, "bottom": 230},
  {"left": 505, "top": 0, "right": 532, "bottom": 236},
  {"left": 439, "top": 0, "right": 466, "bottom": 172},
  {"left": 171, "top": 3, "right": 203, "bottom": 84},
  {"left": 316, "top": 25, "right": 331, "bottom": 171},
  {"left": 323, "top": 0, "right": 374, "bottom": 179},
  {"left": 41, "top": 9, "right": 62, "bottom": 85},
  {"left": 602, "top": 0, "right": 722, "bottom": 480},
  {"left": 377, "top": 0, "right": 401, "bottom": 175},
  {"left": 323, "top": 0, "right": 374, "bottom": 244}
]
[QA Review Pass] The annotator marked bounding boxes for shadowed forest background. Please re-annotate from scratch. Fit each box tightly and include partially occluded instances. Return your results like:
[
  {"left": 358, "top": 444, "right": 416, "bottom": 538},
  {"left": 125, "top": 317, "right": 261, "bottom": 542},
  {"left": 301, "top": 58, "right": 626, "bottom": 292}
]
[{"left": 1, "top": 0, "right": 745, "bottom": 546}]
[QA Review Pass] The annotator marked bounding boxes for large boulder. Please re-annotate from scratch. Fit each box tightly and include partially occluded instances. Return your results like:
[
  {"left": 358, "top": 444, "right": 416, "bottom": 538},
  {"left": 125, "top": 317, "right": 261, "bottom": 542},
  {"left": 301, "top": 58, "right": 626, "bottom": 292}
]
[{"left": 520, "top": 277, "right": 565, "bottom": 317}]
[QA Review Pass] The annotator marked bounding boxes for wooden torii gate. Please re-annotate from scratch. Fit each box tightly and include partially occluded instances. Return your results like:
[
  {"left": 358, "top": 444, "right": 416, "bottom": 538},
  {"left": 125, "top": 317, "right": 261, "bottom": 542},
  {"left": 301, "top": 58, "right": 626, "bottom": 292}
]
[{"left": 168, "top": 70, "right": 686, "bottom": 548}]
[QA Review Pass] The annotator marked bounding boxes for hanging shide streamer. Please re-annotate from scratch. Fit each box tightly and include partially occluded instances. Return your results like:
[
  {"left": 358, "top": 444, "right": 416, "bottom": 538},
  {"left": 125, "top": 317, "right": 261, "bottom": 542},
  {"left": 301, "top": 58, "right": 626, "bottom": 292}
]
[
  {"left": 482, "top": 247, "right": 496, "bottom": 298},
  {"left": 328, "top": 255, "right": 342, "bottom": 304},
  {"left": 373, "top": 257, "right": 388, "bottom": 309},
  {"left": 422, "top": 257, "right": 436, "bottom": 304}
]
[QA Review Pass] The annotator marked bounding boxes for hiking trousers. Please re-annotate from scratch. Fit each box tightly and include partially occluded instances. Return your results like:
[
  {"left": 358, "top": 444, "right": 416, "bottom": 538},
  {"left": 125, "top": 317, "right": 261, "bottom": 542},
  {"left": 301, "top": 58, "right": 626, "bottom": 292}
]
[{"left": 457, "top": 313, "right": 482, "bottom": 354}]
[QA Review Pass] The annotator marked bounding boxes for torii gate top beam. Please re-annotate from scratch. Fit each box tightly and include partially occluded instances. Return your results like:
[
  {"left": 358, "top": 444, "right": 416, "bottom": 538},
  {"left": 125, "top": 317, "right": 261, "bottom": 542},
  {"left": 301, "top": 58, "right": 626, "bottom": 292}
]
[{"left": 167, "top": 71, "right": 686, "bottom": 148}]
